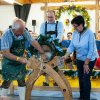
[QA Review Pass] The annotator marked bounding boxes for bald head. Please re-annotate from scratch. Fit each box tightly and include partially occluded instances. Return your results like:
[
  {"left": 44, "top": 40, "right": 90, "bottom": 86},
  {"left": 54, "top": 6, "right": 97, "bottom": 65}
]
[
  {"left": 12, "top": 18, "right": 25, "bottom": 30},
  {"left": 12, "top": 18, "right": 26, "bottom": 36}
]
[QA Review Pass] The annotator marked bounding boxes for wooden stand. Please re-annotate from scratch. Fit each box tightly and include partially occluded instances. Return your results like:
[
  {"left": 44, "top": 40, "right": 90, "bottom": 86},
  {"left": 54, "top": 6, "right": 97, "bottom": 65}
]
[{"left": 26, "top": 56, "right": 72, "bottom": 100}]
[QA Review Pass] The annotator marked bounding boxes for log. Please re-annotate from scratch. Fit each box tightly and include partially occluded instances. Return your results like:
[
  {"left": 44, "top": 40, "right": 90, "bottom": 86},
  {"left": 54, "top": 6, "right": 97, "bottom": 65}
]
[{"left": 25, "top": 55, "right": 72, "bottom": 100}]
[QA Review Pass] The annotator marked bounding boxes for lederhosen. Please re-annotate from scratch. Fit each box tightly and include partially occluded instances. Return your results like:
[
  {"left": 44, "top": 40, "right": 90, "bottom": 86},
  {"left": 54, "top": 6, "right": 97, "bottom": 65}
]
[
  {"left": 1, "top": 29, "right": 27, "bottom": 88},
  {"left": 45, "top": 21, "right": 59, "bottom": 72},
  {"left": 45, "top": 21, "right": 58, "bottom": 37}
]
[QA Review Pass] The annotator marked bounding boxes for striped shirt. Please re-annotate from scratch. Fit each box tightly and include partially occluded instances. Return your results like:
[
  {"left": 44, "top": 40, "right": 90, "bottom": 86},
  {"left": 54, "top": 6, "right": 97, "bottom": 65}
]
[{"left": 1, "top": 28, "right": 34, "bottom": 50}]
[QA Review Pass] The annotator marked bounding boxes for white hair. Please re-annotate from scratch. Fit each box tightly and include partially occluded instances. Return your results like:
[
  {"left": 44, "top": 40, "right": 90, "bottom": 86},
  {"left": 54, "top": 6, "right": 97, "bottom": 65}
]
[
  {"left": 12, "top": 23, "right": 20, "bottom": 30},
  {"left": 12, "top": 17, "right": 25, "bottom": 30}
]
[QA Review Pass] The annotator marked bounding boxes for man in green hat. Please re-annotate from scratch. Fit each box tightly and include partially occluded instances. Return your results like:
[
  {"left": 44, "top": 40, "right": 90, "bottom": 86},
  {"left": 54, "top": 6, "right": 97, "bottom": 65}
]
[{"left": 1, "top": 18, "right": 44, "bottom": 100}]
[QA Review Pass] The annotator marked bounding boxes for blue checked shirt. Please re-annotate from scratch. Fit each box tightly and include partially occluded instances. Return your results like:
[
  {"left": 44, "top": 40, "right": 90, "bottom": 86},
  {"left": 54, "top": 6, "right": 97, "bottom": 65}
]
[
  {"left": 39, "top": 21, "right": 64, "bottom": 42},
  {"left": 1, "top": 29, "right": 34, "bottom": 50},
  {"left": 67, "top": 29, "right": 98, "bottom": 61}
]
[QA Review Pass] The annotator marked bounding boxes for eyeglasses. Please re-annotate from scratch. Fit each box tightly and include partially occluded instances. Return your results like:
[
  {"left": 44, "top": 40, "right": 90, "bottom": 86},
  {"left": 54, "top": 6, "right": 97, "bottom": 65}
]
[
  {"left": 67, "top": 35, "right": 70, "bottom": 37},
  {"left": 47, "top": 16, "right": 53, "bottom": 18},
  {"left": 73, "top": 25, "right": 79, "bottom": 28}
]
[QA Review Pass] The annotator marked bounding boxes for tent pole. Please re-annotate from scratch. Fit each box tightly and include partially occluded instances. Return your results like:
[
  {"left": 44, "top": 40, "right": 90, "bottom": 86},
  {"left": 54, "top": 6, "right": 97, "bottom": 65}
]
[
  {"left": 44, "top": 2, "right": 48, "bottom": 21},
  {"left": 95, "top": 0, "right": 99, "bottom": 38}
]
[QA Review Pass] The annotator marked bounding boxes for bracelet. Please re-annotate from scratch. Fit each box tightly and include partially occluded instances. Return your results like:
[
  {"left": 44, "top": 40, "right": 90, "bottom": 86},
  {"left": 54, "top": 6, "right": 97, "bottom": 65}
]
[{"left": 16, "top": 57, "right": 20, "bottom": 61}]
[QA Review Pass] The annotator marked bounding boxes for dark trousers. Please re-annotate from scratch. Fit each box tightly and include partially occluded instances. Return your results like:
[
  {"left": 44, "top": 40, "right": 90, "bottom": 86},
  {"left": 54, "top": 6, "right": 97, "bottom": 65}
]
[
  {"left": 1, "top": 80, "right": 26, "bottom": 89},
  {"left": 76, "top": 59, "right": 96, "bottom": 100}
]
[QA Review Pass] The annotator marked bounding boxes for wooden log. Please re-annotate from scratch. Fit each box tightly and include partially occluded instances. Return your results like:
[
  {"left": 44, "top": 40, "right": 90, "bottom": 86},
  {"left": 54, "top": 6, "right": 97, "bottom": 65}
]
[
  {"left": 41, "top": 63, "right": 72, "bottom": 100},
  {"left": 9, "top": 82, "right": 14, "bottom": 95},
  {"left": 47, "top": 56, "right": 58, "bottom": 68},
  {"left": 44, "top": 3, "right": 48, "bottom": 21},
  {"left": 58, "top": 70, "right": 72, "bottom": 97},
  {"left": 26, "top": 55, "right": 72, "bottom": 100},
  {"left": 75, "top": 0, "right": 97, "bottom": 1},
  {"left": 15, "top": 0, "right": 64, "bottom": 4},
  {"left": 95, "top": 0, "right": 99, "bottom": 36},
  {"left": 26, "top": 56, "right": 42, "bottom": 100},
  {"left": 26, "top": 69, "right": 41, "bottom": 100}
]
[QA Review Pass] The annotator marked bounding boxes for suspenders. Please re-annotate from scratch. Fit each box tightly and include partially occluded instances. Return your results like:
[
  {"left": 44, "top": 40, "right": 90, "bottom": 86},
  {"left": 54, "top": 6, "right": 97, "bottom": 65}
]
[{"left": 45, "top": 21, "right": 58, "bottom": 37}]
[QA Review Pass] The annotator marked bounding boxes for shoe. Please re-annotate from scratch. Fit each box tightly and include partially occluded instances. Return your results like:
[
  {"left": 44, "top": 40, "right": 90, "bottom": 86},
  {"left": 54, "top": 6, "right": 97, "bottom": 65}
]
[
  {"left": 53, "top": 82, "right": 58, "bottom": 86},
  {"left": 43, "top": 82, "right": 49, "bottom": 86}
]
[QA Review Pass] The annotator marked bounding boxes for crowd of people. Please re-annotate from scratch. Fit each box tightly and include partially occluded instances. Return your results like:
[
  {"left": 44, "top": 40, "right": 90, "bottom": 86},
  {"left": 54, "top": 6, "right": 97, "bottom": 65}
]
[{"left": 0, "top": 10, "right": 100, "bottom": 100}]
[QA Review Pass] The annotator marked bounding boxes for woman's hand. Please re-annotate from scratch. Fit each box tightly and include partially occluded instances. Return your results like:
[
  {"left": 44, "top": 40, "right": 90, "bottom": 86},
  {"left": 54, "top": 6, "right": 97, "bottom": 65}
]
[
  {"left": 83, "top": 64, "right": 90, "bottom": 74},
  {"left": 62, "top": 52, "right": 71, "bottom": 61},
  {"left": 62, "top": 55, "right": 67, "bottom": 61}
]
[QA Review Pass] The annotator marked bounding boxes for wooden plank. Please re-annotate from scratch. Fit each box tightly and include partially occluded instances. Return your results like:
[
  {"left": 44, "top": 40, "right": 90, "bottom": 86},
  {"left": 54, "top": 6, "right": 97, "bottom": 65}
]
[
  {"left": 9, "top": 82, "right": 14, "bottom": 95},
  {"left": 0, "top": 0, "right": 99, "bottom": 5},
  {"left": 95, "top": 0, "right": 99, "bottom": 36},
  {"left": 41, "top": 64, "right": 72, "bottom": 100},
  {"left": 32, "top": 0, "right": 64, "bottom": 3},
  {"left": 16, "top": 0, "right": 24, "bottom": 4},
  {"left": 16, "top": 0, "right": 99, "bottom": 4},
  {"left": 26, "top": 56, "right": 72, "bottom": 100},
  {"left": 44, "top": 3, "right": 48, "bottom": 21},
  {"left": 58, "top": 70, "right": 72, "bottom": 96},
  {"left": 0, "top": 0, "right": 12, "bottom": 5},
  {"left": 26, "top": 69, "right": 41, "bottom": 100},
  {"left": 41, "top": 5, "right": 100, "bottom": 10},
  {"left": 33, "top": 86, "right": 100, "bottom": 92},
  {"left": 16, "top": 0, "right": 64, "bottom": 4},
  {"left": 75, "top": 0, "right": 96, "bottom": 1},
  {"left": 12, "top": 85, "right": 100, "bottom": 92}
]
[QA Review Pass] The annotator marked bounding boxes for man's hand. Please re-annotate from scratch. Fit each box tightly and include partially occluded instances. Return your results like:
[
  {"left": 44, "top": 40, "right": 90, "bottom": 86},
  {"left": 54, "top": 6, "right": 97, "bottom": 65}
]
[
  {"left": 31, "top": 40, "right": 44, "bottom": 54},
  {"left": 83, "top": 64, "right": 90, "bottom": 74},
  {"left": 18, "top": 57, "right": 27, "bottom": 64}
]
